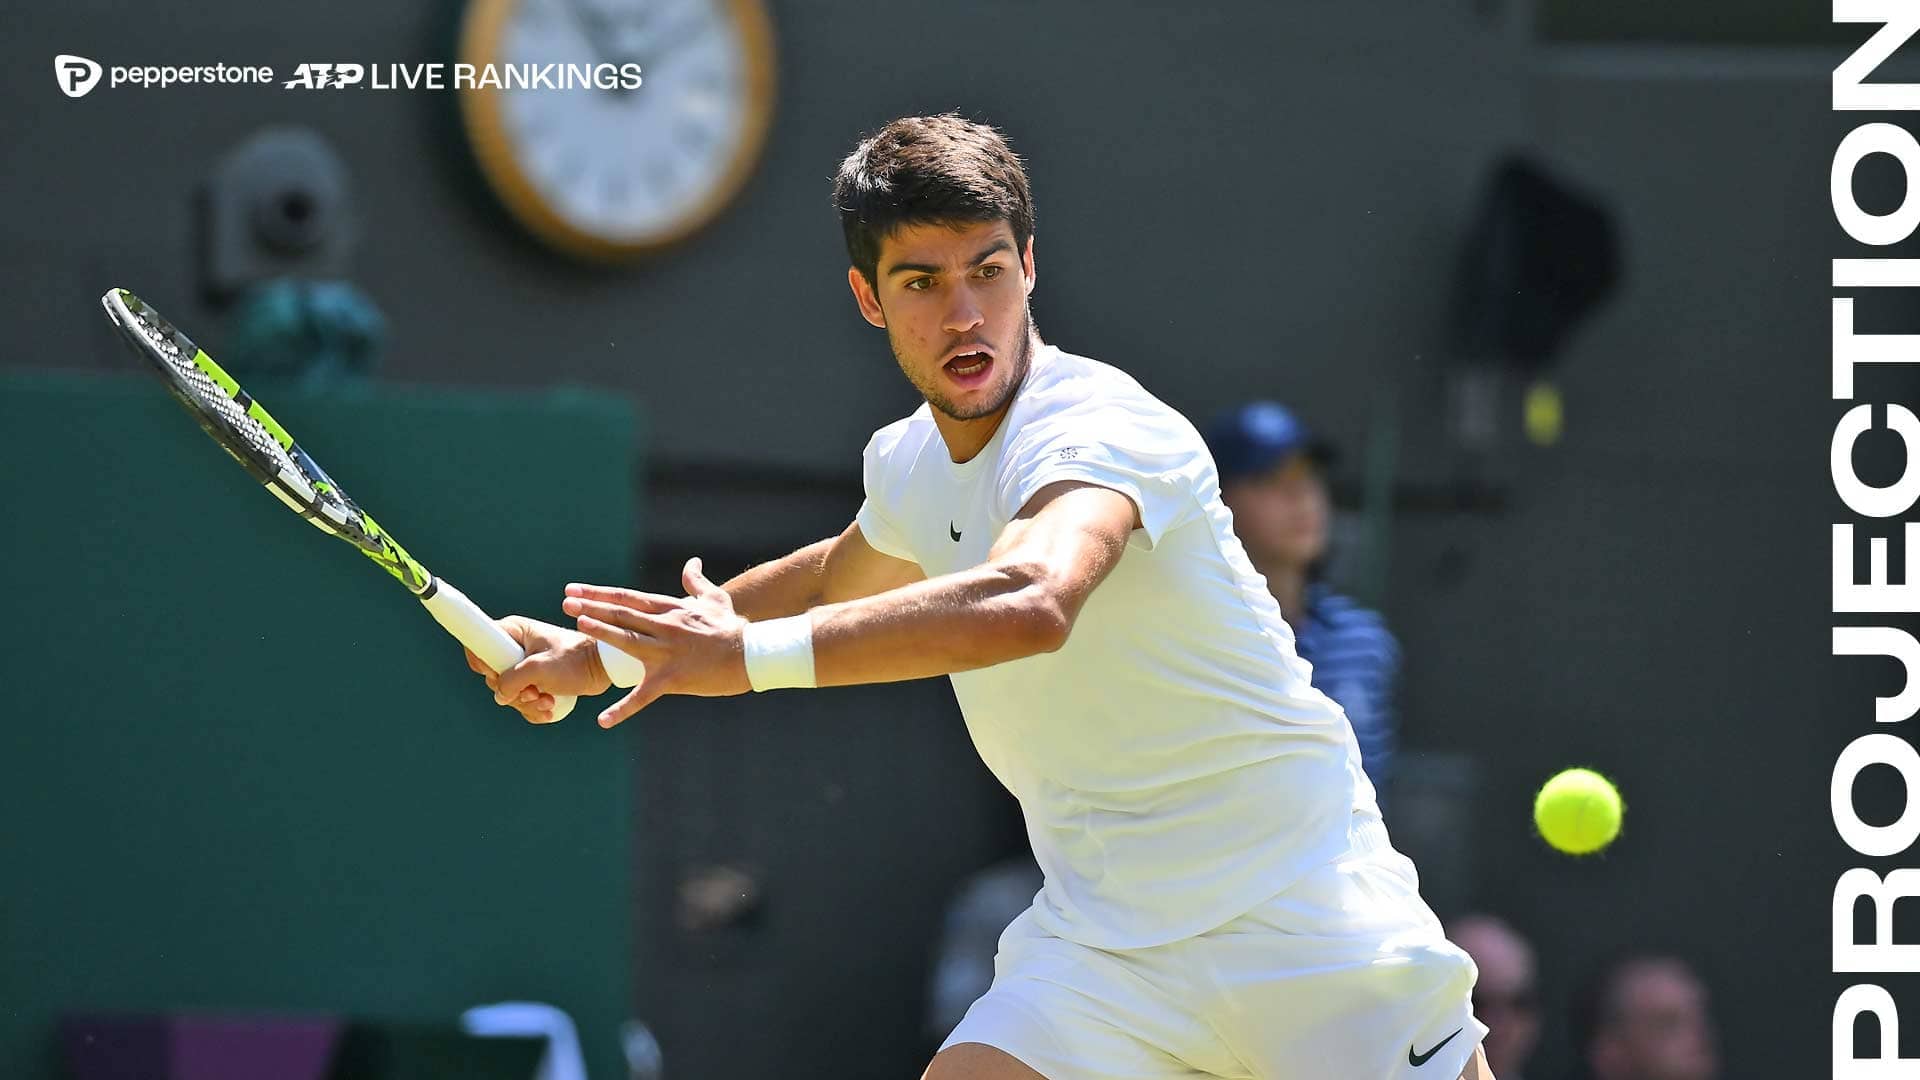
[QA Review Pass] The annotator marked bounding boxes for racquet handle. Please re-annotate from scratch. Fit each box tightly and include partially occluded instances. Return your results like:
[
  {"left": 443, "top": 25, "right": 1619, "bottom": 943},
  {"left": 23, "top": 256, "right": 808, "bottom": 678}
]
[{"left": 419, "top": 578, "right": 647, "bottom": 723}]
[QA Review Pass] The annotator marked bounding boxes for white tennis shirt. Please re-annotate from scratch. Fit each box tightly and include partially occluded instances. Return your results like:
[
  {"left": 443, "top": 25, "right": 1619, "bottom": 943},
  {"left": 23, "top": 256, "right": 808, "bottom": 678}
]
[{"left": 856, "top": 344, "right": 1381, "bottom": 949}]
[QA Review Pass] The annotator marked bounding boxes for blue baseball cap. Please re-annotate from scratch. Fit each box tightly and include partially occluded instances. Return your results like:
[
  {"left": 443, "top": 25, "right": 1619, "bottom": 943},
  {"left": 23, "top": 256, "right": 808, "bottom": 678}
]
[{"left": 1203, "top": 401, "right": 1335, "bottom": 482}]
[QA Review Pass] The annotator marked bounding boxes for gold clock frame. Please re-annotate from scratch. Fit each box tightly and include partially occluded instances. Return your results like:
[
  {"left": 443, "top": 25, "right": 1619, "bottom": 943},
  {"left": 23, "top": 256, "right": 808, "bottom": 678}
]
[{"left": 458, "top": 0, "right": 776, "bottom": 261}]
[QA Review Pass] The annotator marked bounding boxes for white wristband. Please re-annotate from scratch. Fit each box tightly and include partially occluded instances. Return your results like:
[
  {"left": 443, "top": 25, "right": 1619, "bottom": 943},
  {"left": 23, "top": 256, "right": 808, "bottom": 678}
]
[{"left": 742, "top": 614, "right": 817, "bottom": 691}]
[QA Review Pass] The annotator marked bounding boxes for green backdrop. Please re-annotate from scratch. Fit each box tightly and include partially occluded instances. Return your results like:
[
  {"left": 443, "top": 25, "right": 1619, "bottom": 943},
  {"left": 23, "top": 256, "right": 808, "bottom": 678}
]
[{"left": 0, "top": 371, "right": 639, "bottom": 1079}]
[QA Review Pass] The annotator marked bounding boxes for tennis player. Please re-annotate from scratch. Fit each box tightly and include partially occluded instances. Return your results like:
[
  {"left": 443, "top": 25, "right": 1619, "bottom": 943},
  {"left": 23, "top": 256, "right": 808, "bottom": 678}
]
[{"left": 470, "top": 114, "right": 1491, "bottom": 1080}]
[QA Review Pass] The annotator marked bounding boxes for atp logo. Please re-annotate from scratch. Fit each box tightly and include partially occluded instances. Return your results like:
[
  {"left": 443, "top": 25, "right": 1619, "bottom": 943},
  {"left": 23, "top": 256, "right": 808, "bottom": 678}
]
[
  {"left": 283, "top": 63, "right": 364, "bottom": 89},
  {"left": 56, "top": 54, "right": 103, "bottom": 98}
]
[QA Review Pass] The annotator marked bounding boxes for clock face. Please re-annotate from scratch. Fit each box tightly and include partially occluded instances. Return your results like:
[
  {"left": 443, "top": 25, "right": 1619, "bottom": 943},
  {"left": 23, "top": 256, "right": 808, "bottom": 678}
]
[{"left": 461, "top": 0, "right": 775, "bottom": 258}]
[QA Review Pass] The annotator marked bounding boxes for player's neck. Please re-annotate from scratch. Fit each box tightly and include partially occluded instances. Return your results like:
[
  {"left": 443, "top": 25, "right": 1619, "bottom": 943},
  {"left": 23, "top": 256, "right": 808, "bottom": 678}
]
[{"left": 933, "top": 407, "right": 1009, "bottom": 464}]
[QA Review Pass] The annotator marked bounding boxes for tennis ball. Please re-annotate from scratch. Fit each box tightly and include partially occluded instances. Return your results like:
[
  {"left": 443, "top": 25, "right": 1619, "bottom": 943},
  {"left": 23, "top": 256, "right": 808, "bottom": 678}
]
[
  {"left": 1534, "top": 768, "right": 1622, "bottom": 855},
  {"left": 1524, "top": 380, "right": 1564, "bottom": 446}
]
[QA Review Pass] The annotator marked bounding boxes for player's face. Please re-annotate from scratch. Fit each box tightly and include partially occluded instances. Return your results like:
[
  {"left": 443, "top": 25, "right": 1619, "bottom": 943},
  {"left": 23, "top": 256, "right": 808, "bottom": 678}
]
[
  {"left": 1221, "top": 456, "right": 1330, "bottom": 569},
  {"left": 848, "top": 219, "right": 1036, "bottom": 423}
]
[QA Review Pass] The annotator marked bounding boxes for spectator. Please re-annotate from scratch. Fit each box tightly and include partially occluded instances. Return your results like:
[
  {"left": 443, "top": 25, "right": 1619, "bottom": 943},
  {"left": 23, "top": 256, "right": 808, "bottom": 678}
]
[
  {"left": 1204, "top": 401, "right": 1399, "bottom": 795},
  {"left": 1449, "top": 914, "right": 1542, "bottom": 1080},
  {"left": 1573, "top": 953, "right": 1719, "bottom": 1080}
]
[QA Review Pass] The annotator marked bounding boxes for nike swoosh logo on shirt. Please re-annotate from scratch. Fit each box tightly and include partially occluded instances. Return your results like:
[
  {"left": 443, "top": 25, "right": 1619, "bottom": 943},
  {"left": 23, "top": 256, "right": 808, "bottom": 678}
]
[
  {"left": 1408, "top": 1028, "right": 1462, "bottom": 1067},
  {"left": 950, "top": 522, "right": 962, "bottom": 541}
]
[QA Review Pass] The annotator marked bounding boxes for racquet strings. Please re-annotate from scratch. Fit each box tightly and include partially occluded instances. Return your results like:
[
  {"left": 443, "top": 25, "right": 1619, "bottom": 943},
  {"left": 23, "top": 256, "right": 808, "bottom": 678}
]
[{"left": 111, "top": 291, "right": 364, "bottom": 544}]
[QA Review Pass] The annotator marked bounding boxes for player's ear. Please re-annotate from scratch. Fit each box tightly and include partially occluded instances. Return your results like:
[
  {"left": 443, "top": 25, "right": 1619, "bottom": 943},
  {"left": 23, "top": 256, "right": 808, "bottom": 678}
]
[
  {"left": 847, "top": 266, "right": 886, "bottom": 328},
  {"left": 1022, "top": 234, "right": 1037, "bottom": 296}
]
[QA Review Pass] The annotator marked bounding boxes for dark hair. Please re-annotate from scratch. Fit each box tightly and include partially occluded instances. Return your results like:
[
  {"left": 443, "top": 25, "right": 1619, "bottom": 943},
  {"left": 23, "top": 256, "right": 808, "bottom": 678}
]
[{"left": 832, "top": 114, "right": 1035, "bottom": 287}]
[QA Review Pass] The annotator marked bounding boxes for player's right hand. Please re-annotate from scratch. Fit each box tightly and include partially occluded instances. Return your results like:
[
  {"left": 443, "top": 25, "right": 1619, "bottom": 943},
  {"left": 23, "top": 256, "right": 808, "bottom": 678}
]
[{"left": 464, "top": 615, "right": 614, "bottom": 725}]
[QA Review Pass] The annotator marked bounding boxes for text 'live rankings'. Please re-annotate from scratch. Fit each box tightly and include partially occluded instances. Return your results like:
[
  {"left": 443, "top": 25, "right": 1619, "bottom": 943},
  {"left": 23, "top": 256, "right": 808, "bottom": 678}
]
[{"left": 280, "top": 62, "right": 645, "bottom": 91}]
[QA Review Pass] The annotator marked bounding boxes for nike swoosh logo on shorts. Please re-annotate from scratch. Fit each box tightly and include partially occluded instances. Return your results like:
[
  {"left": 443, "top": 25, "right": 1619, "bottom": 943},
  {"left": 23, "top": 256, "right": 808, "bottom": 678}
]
[{"left": 1408, "top": 1027, "right": 1462, "bottom": 1067}]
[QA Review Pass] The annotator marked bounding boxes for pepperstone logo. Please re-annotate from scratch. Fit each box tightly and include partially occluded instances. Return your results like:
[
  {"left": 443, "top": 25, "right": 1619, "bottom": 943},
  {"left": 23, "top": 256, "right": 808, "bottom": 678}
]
[
  {"left": 52, "top": 56, "right": 275, "bottom": 94},
  {"left": 55, "top": 54, "right": 101, "bottom": 98}
]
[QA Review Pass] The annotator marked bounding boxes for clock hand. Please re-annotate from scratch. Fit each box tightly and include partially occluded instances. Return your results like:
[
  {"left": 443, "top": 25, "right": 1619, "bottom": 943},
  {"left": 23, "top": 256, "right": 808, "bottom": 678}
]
[
  {"left": 560, "top": 0, "right": 652, "bottom": 73},
  {"left": 635, "top": 9, "right": 715, "bottom": 81},
  {"left": 557, "top": 0, "right": 616, "bottom": 65}
]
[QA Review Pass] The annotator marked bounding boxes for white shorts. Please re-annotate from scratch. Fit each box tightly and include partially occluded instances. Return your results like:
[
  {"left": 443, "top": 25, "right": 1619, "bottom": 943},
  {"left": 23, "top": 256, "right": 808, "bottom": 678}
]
[{"left": 940, "top": 818, "right": 1486, "bottom": 1080}]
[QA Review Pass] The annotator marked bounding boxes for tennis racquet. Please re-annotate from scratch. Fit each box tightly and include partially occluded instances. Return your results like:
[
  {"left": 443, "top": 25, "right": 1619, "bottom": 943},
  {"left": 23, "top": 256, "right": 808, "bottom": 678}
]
[{"left": 100, "top": 287, "right": 643, "bottom": 722}]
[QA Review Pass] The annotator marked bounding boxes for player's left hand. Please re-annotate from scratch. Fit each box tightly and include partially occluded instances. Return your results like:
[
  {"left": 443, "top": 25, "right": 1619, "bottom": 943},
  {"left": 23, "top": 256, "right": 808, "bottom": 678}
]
[{"left": 562, "top": 556, "right": 750, "bottom": 728}]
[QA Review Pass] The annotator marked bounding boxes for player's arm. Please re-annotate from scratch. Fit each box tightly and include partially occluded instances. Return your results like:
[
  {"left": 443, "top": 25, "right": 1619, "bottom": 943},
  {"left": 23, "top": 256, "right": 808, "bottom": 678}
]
[
  {"left": 485, "top": 525, "right": 923, "bottom": 726},
  {"left": 807, "top": 480, "right": 1136, "bottom": 685},
  {"left": 718, "top": 523, "right": 926, "bottom": 621},
  {"left": 561, "top": 480, "right": 1139, "bottom": 724}
]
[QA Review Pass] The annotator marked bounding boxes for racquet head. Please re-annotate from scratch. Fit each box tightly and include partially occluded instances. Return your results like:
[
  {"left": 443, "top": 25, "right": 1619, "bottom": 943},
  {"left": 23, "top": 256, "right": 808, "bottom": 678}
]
[{"left": 100, "top": 287, "right": 434, "bottom": 595}]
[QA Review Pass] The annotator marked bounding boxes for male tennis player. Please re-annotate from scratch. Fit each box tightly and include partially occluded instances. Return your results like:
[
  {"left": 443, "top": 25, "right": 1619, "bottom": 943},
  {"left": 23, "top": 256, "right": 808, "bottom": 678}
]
[{"left": 469, "top": 114, "right": 1491, "bottom": 1080}]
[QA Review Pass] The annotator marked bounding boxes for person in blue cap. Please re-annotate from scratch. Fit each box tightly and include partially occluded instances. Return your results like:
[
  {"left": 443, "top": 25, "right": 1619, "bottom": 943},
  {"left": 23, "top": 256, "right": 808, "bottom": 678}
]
[{"left": 1205, "top": 402, "right": 1400, "bottom": 799}]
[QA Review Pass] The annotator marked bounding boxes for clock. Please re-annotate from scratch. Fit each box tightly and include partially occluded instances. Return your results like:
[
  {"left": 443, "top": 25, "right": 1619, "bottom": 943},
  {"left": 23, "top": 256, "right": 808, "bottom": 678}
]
[{"left": 458, "top": 0, "right": 776, "bottom": 260}]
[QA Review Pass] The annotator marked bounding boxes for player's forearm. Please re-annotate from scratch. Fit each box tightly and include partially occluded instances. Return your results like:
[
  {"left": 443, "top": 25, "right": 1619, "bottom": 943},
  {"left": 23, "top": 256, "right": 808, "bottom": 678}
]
[
  {"left": 720, "top": 538, "right": 834, "bottom": 621},
  {"left": 806, "top": 559, "right": 1069, "bottom": 686}
]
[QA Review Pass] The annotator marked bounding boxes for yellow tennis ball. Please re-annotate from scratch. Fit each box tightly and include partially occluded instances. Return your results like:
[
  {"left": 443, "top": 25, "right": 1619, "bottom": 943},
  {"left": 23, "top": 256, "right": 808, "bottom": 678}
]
[
  {"left": 1534, "top": 768, "right": 1623, "bottom": 855},
  {"left": 1524, "top": 380, "right": 1563, "bottom": 446}
]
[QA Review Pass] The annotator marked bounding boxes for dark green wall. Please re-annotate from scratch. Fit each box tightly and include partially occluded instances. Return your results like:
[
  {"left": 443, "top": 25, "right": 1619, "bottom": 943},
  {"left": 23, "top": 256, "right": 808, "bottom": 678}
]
[
  {"left": 1542, "top": 0, "right": 1858, "bottom": 44},
  {"left": 0, "top": 372, "right": 638, "bottom": 1080}
]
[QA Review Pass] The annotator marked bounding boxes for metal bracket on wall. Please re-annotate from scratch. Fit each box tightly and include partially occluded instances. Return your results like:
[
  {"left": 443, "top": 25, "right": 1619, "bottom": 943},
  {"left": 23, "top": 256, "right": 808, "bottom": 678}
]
[{"left": 200, "top": 126, "right": 358, "bottom": 302}]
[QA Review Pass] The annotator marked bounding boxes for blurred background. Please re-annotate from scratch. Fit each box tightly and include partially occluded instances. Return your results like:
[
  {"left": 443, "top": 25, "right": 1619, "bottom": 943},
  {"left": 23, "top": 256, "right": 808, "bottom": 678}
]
[{"left": 0, "top": 0, "right": 1901, "bottom": 1077}]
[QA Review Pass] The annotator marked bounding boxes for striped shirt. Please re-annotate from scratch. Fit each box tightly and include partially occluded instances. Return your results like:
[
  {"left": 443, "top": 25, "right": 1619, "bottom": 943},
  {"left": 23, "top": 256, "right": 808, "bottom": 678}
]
[{"left": 1291, "top": 583, "right": 1400, "bottom": 795}]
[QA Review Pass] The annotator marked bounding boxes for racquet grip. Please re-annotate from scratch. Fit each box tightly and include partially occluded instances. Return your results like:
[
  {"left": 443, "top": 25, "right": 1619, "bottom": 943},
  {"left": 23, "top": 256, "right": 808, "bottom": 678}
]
[
  {"left": 421, "top": 579, "right": 579, "bottom": 721},
  {"left": 598, "top": 643, "right": 648, "bottom": 688},
  {"left": 420, "top": 578, "right": 647, "bottom": 723}
]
